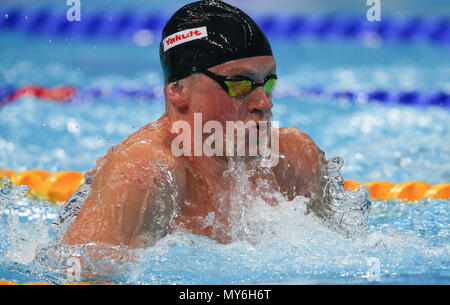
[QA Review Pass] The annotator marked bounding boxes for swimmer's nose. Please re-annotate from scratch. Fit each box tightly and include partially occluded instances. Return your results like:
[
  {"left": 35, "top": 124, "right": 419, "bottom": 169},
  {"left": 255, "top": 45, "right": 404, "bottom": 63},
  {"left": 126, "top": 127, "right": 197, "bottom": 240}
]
[{"left": 247, "top": 87, "right": 273, "bottom": 116}]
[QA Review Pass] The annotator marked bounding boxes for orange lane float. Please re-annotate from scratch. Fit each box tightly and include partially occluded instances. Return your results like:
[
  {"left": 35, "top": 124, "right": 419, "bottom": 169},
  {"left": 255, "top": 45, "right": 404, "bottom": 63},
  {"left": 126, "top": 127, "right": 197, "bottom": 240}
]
[
  {"left": 1, "top": 169, "right": 449, "bottom": 203},
  {"left": 0, "top": 280, "right": 95, "bottom": 285},
  {"left": 390, "top": 181, "right": 432, "bottom": 202},
  {"left": 0, "top": 169, "right": 16, "bottom": 180},
  {"left": 1, "top": 169, "right": 84, "bottom": 203},
  {"left": 0, "top": 280, "right": 19, "bottom": 285},
  {"left": 14, "top": 169, "right": 53, "bottom": 197},
  {"left": 0, "top": 281, "right": 89, "bottom": 285},
  {"left": 361, "top": 181, "right": 395, "bottom": 201},
  {"left": 423, "top": 183, "right": 450, "bottom": 200},
  {"left": 47, "top": 171, "right": 85, "bottom": 202},
  {"left": 344, "top": 179, "right": 449, "bottom": 201}
]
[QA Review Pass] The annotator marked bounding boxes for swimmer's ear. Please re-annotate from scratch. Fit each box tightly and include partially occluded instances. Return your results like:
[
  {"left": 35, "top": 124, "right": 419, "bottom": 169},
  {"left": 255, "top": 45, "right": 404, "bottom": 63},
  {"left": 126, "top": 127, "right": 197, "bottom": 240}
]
[{"left": 165, "top": 81, "right": 189, "bottom": 113}]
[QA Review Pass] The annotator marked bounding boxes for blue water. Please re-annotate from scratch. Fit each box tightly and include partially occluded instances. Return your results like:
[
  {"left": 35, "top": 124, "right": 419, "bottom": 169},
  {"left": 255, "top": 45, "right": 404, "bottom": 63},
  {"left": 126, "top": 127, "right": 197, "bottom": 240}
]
[
  {"left": 0, "top": 187, "right": 448, "bottom": 284},
  {"left": 0, "top": 1, "right": 449, "bottom": 284}
]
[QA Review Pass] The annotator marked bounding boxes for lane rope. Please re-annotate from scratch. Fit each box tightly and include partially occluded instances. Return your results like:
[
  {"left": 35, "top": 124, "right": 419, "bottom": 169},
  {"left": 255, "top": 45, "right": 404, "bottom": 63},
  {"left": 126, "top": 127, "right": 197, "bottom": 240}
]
[
  {"left": 1, "top": 169, "right": 449, "bottom": 203},
  {"left": 0, "top": 6, "right": 449, "bottom": 46},
  {"left": 1, "top": 85, "right": 449, "bottom": 108}
]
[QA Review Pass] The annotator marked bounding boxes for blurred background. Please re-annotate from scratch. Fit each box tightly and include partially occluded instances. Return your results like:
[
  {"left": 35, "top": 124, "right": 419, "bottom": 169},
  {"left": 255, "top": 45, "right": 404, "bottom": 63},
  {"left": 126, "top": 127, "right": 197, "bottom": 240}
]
[{"left": 2, "top": 0, "right": 450, "bottom": 15}]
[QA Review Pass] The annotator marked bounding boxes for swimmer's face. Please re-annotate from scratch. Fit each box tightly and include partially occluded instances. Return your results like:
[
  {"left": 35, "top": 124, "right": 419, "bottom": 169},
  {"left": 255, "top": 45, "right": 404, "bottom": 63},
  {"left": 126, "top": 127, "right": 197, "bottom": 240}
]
[
  {"left": 183, "top": 56, "right": 276, "bottom": 156},
  {"left": 180, "top": 56, "right": 276, "bottom": 156}
]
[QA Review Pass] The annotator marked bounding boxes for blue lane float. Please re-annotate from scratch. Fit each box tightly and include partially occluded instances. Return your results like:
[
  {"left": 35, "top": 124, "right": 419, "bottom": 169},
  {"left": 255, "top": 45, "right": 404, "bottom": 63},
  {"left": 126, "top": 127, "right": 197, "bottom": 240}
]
[
  {"left": 0, "top": 85, "right": 448, "bottom": 108},
  {"left": 0, "top": 6, "right": 449, "bottom": 46},
  {"left": 300, "top": 88, "right": 450, "bottom": 107}
]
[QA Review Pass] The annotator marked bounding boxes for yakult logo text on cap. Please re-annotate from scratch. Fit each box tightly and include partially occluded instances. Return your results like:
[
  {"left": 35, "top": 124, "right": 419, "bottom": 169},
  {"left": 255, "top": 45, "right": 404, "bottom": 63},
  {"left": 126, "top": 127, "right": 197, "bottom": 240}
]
[{"left": 163, "top": 26, "right": 208, "bottom": 51}]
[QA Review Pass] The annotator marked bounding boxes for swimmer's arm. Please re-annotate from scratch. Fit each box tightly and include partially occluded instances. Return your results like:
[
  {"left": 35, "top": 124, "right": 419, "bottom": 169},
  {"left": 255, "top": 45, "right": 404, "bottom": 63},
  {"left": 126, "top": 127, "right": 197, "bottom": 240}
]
[
  {"left": 62, "top": 143, "right": 186, "bottom": 248},
  {"left": 277, "top": 127, "right": 326, "bottom": 200},
  {"left": 288, "top": 128, "right": 328, "bottom": 216}
]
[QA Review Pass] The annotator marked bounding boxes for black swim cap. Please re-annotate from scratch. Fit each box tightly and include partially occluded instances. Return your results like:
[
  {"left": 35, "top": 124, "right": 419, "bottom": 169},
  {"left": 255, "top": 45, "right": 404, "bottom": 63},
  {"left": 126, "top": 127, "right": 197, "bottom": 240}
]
[{"left": 160, "top": 0, "right": 273, "bottom": 84}]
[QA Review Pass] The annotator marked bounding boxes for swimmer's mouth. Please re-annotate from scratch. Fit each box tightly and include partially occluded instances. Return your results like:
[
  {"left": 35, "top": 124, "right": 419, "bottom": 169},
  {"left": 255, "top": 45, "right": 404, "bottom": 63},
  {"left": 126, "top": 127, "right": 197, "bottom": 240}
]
[
  {"left": 257, "top": 122, "right": 268, "bottom": 136},
  {"left": 248, "top": 121, "right": 270, "bottom": 137}
]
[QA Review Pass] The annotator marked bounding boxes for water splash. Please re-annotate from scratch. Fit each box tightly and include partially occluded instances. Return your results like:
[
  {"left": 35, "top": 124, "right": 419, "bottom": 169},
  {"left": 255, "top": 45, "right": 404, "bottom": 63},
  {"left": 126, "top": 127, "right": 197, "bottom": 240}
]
[
  {"left": 0, "top": 176, "right": 29, "bottom": 207},
  {"left": 208, "top": 157, "right": 294, "bottom": 243},
  {"left": 52, "top": 175, "right": 93, "bottom": 241},
  {"left": 32, "top": 241, "right": 137, "bottom": 284},
  {"left": 197, "top": 155, "right": 371, "bottom": 244},
  {"left": 0, "top": 176, "right": 52, "bottom": 268},
  {"left": 128, "top": 195, "right": 447, "bottom": 284},
  {"left": 320, "top": 156, "right": 372, "bottom": 238}
]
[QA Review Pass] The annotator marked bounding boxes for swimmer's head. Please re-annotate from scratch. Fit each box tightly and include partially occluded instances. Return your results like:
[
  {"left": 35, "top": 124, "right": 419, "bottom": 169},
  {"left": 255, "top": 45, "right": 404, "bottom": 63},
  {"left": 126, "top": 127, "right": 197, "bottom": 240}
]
[
  {"left": 160, "top": 0, "right": 273, "bottom": 84},
  {"left": 162, "top": 1, "right": 276, "bottom": 160}
]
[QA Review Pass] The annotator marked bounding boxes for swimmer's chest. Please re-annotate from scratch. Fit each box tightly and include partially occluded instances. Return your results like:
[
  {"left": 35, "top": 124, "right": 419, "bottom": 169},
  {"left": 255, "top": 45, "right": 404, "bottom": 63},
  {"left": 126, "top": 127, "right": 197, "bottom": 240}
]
[{"left": 180, "top": 166, "right": 282, "bottom": 218}]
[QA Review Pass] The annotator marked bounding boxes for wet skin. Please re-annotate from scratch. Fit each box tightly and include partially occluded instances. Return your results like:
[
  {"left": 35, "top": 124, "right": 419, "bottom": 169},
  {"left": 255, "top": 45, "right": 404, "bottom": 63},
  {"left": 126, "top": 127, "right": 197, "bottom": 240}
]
[{"left": 62, "top": 56, "right": 326, "bottom": 248}]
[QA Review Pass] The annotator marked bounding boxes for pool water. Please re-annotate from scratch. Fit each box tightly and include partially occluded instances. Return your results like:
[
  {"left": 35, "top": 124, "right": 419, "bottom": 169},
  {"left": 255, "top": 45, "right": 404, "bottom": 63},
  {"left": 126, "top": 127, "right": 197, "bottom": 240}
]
[
  {"left": 0, "top": 1, "right": 449, "bottom": 284},
  {"left": 0, "top": 179, "right": 448, "bottom": 284}
]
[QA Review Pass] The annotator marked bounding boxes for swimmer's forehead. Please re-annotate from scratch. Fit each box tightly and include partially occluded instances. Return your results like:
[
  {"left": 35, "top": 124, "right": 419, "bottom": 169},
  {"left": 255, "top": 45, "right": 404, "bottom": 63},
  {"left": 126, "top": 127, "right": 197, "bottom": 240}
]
[{"left": 209, "top": 56, "right": 276, "bottom": 77}]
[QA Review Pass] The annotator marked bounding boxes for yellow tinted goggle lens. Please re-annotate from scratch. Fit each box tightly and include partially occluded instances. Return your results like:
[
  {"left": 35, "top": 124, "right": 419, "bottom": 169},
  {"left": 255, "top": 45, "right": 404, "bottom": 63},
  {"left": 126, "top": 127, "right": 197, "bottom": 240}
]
[
  {"left": 264, "top": 78, "right": 277, "bottom": 94},
  {"left": 224, "top": 78, "right": 277, "bottom": 97},
  {"left": 224, "top": 80, "right": 252, "bottom": 97}
]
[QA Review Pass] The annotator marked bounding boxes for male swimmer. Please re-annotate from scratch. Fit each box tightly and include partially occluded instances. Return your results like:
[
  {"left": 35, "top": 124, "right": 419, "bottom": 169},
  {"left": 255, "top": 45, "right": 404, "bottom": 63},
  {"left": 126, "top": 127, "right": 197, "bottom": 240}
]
[{"left": 57, "top": 0, "right": 328, "bottom": 247}]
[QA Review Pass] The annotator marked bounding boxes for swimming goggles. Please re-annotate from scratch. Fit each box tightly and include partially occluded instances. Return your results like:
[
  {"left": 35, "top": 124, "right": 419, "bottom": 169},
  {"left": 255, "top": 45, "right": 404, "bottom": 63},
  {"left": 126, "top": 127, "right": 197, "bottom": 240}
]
[{"left": 201, "top": 69, "right": 277, "bottom": 98}]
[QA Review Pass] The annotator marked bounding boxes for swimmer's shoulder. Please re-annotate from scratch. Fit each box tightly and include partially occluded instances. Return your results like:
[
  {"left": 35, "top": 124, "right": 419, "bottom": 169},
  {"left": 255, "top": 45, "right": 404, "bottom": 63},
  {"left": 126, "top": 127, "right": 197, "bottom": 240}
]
[
  {"left": 277, "top": 126, "right": 325, "bottom": 174},
  {"left": 125, "top": 121, "right": 185, "bottom": 170},
  {"left": 278, "top": 126, "right": 322, "bottom": 155},
  {"left": 122, "top": 115, "right": 173, "bottom": 149},
  {"left": 94, "top": 116, "right": 186, "bottom": 189},
  {"left": 275, "top": 127, "right": 325, "bottom": 197}
]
